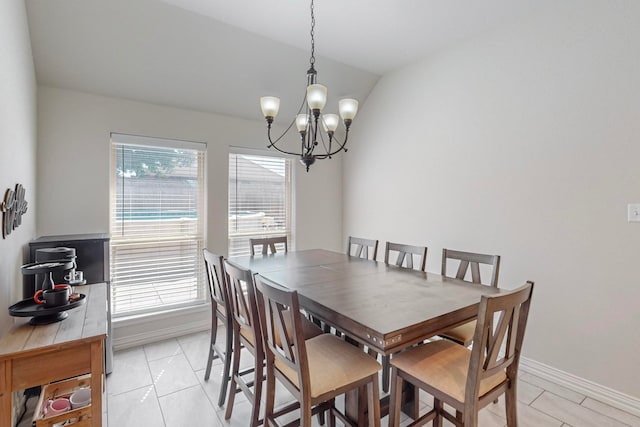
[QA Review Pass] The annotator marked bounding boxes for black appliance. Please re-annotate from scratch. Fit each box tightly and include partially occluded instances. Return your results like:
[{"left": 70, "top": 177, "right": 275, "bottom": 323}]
[{"left": 26, "top": 233, "right": 113, "bottom": 374}]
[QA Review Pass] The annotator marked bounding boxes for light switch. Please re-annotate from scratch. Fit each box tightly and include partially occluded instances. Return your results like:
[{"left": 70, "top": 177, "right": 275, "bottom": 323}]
[{"left": 628, "top": 204, "right": 640, "bottom": 222}]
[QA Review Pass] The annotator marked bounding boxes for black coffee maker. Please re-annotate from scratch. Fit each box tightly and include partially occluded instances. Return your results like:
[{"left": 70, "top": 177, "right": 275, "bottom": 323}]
[{"left": 32, "top": 247, "right": 86, "bottom": 293}]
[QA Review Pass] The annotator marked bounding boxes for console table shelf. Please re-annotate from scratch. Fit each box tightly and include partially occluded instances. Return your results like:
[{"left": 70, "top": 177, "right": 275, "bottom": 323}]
[{"left": 0, "top": 284, "right": 107, "bottom": 427}]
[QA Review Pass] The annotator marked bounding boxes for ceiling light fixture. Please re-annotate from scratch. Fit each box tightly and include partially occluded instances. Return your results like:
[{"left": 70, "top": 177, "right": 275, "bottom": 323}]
[{"left": 259, "top": 0, "right": 358, "bottom": 172}]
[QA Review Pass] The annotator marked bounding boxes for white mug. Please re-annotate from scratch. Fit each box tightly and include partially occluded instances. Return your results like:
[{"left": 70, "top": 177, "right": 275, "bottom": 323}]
[
  {"left": 69, "top": 387, "right": 91, "bottom": 409},
  {"left": 65, "top": 270, "right": 84, "bottom": 282}
]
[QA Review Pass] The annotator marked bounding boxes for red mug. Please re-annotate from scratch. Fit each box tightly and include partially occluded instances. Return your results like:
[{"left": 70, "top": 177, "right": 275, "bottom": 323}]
[{"left": 34, "top": 284, "right": 71, "bottom": 306}]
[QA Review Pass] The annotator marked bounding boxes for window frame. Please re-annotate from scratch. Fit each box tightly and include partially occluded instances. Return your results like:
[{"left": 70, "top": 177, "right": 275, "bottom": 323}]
[
  {"left": 228, "top": 148, "right": 294, "bottom": 258},
  {"left": 109, "top": 133, "right": 207, "bottom": 319}
]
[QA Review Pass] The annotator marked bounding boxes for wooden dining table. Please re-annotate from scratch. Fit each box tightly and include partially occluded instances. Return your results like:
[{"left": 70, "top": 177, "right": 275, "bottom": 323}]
[{"left": 230, "top": 249, "right": 502, "bottom": 423}]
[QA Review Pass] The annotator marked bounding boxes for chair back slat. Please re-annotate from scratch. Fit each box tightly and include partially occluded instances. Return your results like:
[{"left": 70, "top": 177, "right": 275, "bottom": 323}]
[
  {"left": 483, "top": 307, "right": 513, "bottom": 371},
  {"left": 255, "top": 274, "right": 309, "bottom": 390},
  {"left": 250, "top": 236, "right": 288, "bottom": 256},
  {"left": 203, "top": 249, "right": 228, "bottom": 308},
  {"left": 465, "top": 282, "right": 534, "bottom": 404},
  {"left": 384, "top": 242, "right": 428, "bottom": 272},
  {"left": 442, "top": 248, "right": 501, "bottom": 287},
  {"left": 224, "top": 260, "right": 260, "bottom": 342},
  {"left": 470, "top": 262, "right": 481, "bottom": 283},
  {"left": 271, "top": 298, "right": 296, "bottom": 362},
  {"left": 398, "top": 252, "right": 413, "bottom": 269},
  {"left": 347, "top": 236, "right": 379, "bottom": 260},
  {"left": 455, "top": 260, "right": 470, "bottom": 281}
]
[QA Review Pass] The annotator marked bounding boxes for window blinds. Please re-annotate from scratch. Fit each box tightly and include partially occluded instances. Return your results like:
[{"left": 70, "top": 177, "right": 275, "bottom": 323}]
[
  {"left": 110, "top": 134, "right": 206, "bottom": 317},
  {"left": 228, "top": 153, "right": 292, "bottom": 257}
]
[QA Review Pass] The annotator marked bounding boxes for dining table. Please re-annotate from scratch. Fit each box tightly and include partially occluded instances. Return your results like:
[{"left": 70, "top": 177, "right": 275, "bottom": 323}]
[{"left": 230, "top": 248, "right": 503, "bottom": 423}]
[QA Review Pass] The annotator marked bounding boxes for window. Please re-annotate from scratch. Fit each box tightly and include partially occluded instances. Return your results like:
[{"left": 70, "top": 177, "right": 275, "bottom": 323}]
[
  {"left": 228, "top": 152, "right": 292, "bottom": 257},
  {"left": 110, "top": 133, "right": 206, "bottom": 317}
]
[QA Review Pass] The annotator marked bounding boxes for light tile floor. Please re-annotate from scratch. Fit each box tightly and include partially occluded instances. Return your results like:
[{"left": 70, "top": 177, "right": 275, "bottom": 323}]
[{"left": 105, "top": 330, "right": 640, "bottom": 427}]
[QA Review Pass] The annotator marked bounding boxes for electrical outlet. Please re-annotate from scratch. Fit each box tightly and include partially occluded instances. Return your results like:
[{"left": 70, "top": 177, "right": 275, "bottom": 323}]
[{"left": 628, "top": 204, "right": 640, "bottom": 222}]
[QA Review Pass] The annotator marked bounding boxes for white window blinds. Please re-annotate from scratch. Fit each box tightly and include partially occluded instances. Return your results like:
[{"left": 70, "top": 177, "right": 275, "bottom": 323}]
[
  {"left": 228, "top": 153, "right": 292, "bottom": 257},
  {"left": 110, "top": 134, "right": 206, "bottom": 317}
]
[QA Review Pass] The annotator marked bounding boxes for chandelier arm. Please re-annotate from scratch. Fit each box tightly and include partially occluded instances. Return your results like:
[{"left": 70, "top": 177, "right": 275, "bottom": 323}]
[
  {"left": 267, "top": 92, "right": 308, "bottom": 150},
  {"left": 323, "top": 131, "right": 350, "bottom": 156},
  {"left": 316, "top": 124, "right": 332, "bottom": 156},
  {"left": 267, "top": 86, "right": 307, "bottom": 150},
  {"left": 267, "top": 124, "right": 303, "bottom": 157},
  {"left": 267, "top": 118, "right": 296, "bottom": 148}
]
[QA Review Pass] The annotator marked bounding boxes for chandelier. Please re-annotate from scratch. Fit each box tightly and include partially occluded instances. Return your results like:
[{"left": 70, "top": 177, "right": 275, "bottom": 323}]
[{"left": 259, "top": 0, "right": 359, "bottom": 172}]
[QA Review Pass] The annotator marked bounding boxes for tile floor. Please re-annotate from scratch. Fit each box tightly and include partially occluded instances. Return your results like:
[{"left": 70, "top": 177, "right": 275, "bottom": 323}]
[{"left": 104, "top": 330, "right": 640, "bottom": 427}]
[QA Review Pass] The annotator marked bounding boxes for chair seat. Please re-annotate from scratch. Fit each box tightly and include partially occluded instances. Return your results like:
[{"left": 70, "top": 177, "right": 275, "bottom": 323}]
[
  {"left": 276, "top": 334, "right": 381, "bottom": 399},
  {"left": 390, "top": 339, "right": 506, "bottom": 403},
  {"left": 240, "top": 311, "right": 322, "bottom": 346},
  {"left": 439, "top": 320, "right": 476, "bottom": 345}
]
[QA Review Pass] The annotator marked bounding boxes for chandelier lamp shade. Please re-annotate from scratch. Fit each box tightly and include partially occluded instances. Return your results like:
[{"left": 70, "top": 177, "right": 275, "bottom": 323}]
[{"left": 259, "top": 0, "right": 359, "bottom": 172}]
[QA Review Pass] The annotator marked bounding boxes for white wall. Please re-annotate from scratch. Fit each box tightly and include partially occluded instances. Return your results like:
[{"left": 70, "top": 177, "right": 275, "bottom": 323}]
[
  {"left": 0, "top": 1, "right": 38, "bottom": 336},
  {"left": 36, "top": 87, "right": 344, "bottom": 343},
  {"left": 36, "top": 86, "right": 343, "bottom": 254},
  {"left": 344, "top": 0, "right": 640, "bottom": 398}
]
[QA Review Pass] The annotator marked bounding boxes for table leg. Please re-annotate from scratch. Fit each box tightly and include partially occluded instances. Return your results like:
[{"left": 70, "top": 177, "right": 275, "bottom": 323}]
[
  {"left": 345, "top": 386, "right": 366, "bottom": 423},
  {"left": 0, "top": 360, "right": 11, "bottom": 427},
  {"left": 401, "top": 382, "right": 419, "bottom": 419},
  {"left": 345, "top": 369, "right": 419, "bottom": 424}
]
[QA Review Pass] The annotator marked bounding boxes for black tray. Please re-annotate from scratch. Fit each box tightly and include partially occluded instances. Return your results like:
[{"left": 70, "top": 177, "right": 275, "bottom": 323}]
[
  {"left": 20, "top": 260, "right": 74, "bottom": 275},
  {"left": 8, "top": 294, "right": 86, "bottom": 325}
]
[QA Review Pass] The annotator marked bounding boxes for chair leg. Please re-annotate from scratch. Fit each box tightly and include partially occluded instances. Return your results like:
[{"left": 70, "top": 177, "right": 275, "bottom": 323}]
[
  {"left": 367, "top": 374, "right": 381, "bottom": 427},
  {"left": 204, "top": 314, "right": 218, "bottom": 381},
  {"left": 382, "top": 355, "right": 390, "bottom": 393},
  {"left": 225, "top": 330, "right": 241, "bottom": 420},
  {"left": 249, "top": 347, "right": 264, "bottom": 427},
  {"left": 327, "top": 408, "right": 335, "bottom": 427},
  {"left": 505, "top": 380, "right": 518, "bottom": 426},
  {"left": 463, "top": 402, "right": 479, "bottom": 427},
  {"left": 263, "top": 363, "right": 276, "bottom": 427},
  {"left": 301, "top": 400, "right": 313, "bottom": 427},
  {"left": 217, "top": 323, "right": 233, "bottom": 407},
  {"left": 433, "top": 398, "right": 443, "bottom": 427},
  {"left": 388, "top": 367, "right": 403, "bottom": 427},
  {"left": 327, "top": 398, "right": 336, "bottom": 427}
]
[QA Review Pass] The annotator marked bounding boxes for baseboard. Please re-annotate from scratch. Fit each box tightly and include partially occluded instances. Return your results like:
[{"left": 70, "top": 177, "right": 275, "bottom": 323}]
[
  {"left": 520, "top": 356, "right": 640, "bottom": 417},
  {"left": 113, "top": 320, "right": 210, "bottom": 350},
  {"left": 112, "top": 306, "right": 210, "bottom": 350},
  {"left": 113, "top": 321, "right": 210, "bottom": 350}
]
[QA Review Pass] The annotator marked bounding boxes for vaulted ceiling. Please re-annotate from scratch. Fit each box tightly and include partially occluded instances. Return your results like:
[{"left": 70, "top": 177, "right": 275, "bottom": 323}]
[{"left": 25, "top": 0, "right": 554, "bottom": 122}]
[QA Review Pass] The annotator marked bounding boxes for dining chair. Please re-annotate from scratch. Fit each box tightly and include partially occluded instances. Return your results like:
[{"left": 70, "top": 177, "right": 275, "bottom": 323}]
[
  {"left": 388, "top": 282, "right": 534, "bottom": 427},
  {"left": 249, "top": 236, "right": 288, "bottom": 256},
  {"left": 223, "top": 260, "right": 322, "bottom": 426},
  {"left": 223, "top": 259, "right": 264, "bottom": 427},
  {"left": 384, "top": 242, "right": 428, "bottom": 272},
  {"left": 255, "top": 273, "right": 382, "bottom": 427},
  {"left": 439, "top": 249, "right": 501, "bottom": 346},
  {"left": 347, "top": 236, "right": 379, "bottom": 260},
  {"left": 379, "top": 241, "right": 429, "bottom": 393},
  {"left": 202, "top": 249, "right": 233, "bottom": 407}
]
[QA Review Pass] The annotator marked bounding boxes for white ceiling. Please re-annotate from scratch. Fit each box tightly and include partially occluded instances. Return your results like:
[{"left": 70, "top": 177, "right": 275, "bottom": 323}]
[{"left": 25, "top": 0, "right": 554, "bottom": 122}]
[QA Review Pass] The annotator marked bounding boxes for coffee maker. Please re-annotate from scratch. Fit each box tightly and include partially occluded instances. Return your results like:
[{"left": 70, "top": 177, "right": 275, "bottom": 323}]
[
  {"left": 27, "top": 233, "right": 112, "bottom": 374},
  {"left": 32, "top": 247, "right": 86, "bottom": 292}
]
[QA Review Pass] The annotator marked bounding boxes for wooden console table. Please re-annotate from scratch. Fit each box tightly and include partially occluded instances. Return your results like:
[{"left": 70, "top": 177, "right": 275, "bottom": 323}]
[{"left": 0, "top": 284, "right": 107, "bottom": 427}]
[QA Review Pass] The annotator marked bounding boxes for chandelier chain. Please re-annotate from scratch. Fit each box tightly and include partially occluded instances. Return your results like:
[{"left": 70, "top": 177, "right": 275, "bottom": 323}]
[{"left": 309, "top": 0, "right": 315, "bottom": 65}]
